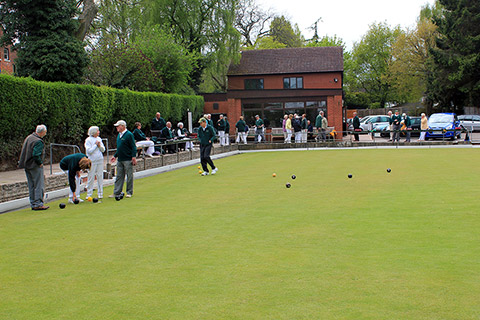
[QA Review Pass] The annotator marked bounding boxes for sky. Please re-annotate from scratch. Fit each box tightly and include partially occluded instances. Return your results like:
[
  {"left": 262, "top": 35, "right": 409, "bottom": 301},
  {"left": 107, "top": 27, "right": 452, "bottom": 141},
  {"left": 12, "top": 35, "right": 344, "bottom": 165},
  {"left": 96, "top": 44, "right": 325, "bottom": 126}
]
[{"left": 257, "top": 0, "right": 436, "bottom": 50}]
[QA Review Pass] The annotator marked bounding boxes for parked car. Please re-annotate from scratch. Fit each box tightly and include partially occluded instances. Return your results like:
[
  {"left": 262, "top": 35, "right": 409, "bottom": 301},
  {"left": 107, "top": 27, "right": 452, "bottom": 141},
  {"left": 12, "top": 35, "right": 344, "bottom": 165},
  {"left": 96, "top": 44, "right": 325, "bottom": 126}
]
[
  {"left": 458, "top": 114, "right": 480, "bottom": 132},
  {"left": 360, "top": 115, "right": 391, "bottom": 131},
  {"left": 425, "top": 113, "right": 461, "bottom": 140}
]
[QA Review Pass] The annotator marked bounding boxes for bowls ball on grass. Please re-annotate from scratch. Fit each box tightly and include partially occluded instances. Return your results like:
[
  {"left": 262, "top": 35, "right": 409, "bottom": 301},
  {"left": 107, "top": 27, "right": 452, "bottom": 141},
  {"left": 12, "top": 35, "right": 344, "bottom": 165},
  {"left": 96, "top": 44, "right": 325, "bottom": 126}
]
[
  {"left": 348, "top": 174, "right": 353, "bottom": 179},
  {"left": 115, "top": 195, "right": 122, "bottom": 201},
  {"left": 291, "top": 174, "right": 296, "bottom": 179},
  {"left": 286, "top": 183, "right": 291, "bottom": 188},
  {"left": 87, "top": 196, "right": 93, "bottom": 202},
  {"left": 119, "top": 192, "right": 124, "bottom": 200},
  {"left": 73, "top": 199, "right": 80, "bottom": 205},
  {"left": 387, "top": 168, "right": 392, "bottom": 173},
  {"left": 92, "top": 198, "right": 99, "bottom": 203},
  {"left": 272, "top": 173, "right": 276, "bottom": 177},
  {"left": 59, "top": 203, "right": 66, "bottom": 209}
]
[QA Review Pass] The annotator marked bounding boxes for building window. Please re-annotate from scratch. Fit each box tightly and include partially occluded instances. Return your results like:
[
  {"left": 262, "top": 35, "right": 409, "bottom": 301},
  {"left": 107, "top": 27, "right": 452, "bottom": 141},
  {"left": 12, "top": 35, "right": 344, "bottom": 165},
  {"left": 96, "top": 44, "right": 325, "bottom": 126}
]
[
  {"left": 4, "top": 48, "right": 9, "bottom": 61},
  {"left": 213, "top": 103, "right": 219, "bottom": 110},
  {"left": 244, "top": 79, "right": 264, "bottom": 90},
  {"left": 283, "top": 77, "right": 303, "bottom": 89}
]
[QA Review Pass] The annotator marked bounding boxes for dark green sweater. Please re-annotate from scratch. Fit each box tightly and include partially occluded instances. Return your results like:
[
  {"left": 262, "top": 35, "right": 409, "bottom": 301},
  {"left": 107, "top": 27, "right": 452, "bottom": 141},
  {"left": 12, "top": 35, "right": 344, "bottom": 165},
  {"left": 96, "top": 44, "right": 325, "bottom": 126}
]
[
  {"left": 353, "top": 116, "right": 360, "bottom": 129},
  {"left": 225, "top": 119, "right": 230, "bottom": 134},
  {"left": 198, "top": 125, "right": 216, "bottom": 146},
  {"left": 60, "top": 153, "right": 87, "bottom": 193},
  {"left": 133, "top": 128, "right": 147, "bottom": 141},
  {"left": 301, "top": 118, "right": 308, "bottom": 129},
  {"left": 236, "top": 120, "right": 246, "bottom": 132},
  {"left": 114, "top": 130, "right": 137, "bottom": 161},
  {"left": 217, "top": 118, "right": 226, "bottom": 131}
]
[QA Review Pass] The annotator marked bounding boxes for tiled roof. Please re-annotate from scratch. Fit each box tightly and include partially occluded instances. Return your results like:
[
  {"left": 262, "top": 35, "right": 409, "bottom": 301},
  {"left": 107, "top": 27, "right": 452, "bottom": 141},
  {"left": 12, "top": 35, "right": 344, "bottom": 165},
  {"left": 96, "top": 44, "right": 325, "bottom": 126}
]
[{"left": 228, "top": 46, "right": 343, "bottom": 76}]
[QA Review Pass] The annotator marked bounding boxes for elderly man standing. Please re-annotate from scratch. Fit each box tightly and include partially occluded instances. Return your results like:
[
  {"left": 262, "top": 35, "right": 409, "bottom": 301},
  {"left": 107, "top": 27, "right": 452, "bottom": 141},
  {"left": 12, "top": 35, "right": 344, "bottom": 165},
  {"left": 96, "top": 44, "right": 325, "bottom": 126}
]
[
  {"left": 217, "top": 114, "right": 226, "bottom": 146},
  {"left": 235, "top": 116, "right": 247, "bottom": 144},
  {"left": 110, "top": 120, "right": 137, "bottom": 198},
  {"left": 19, "top": 125, "right": 49, "bottom": 210},
  {"left": 198, "top": 117, "right": 217, "bottom": 176},
  {"left": 254, "top": 115, "right": 265, "bottom": 143}
]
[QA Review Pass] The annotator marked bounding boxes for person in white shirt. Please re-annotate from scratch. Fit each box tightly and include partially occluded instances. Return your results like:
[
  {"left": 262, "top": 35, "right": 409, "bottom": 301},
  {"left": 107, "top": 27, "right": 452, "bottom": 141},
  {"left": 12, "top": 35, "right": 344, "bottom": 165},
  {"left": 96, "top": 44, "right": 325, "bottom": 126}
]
[
  {"left": 84, "top": 126, "right": 105, "bottom": 198},
  {"left": 177, "top": 122, "right": 193, "bottom": 150}
]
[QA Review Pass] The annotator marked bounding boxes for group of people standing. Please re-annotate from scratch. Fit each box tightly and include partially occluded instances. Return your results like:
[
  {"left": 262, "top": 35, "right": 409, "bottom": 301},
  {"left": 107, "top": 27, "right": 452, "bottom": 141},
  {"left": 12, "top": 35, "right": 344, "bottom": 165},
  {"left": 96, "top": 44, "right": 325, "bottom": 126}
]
[
  {"left": 282, "top": 111, "right": 327, "bottom": 143},
  {"left": 351, "top": 110, "right": 429, "bottom": 142}
]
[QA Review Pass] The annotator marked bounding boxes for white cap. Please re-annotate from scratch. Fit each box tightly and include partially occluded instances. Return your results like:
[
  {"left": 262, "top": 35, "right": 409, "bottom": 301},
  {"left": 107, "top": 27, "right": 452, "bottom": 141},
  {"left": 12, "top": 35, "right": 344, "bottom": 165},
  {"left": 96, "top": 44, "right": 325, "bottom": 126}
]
[{"left": 114, "top": 120, "right": 127, "bottom": 127}]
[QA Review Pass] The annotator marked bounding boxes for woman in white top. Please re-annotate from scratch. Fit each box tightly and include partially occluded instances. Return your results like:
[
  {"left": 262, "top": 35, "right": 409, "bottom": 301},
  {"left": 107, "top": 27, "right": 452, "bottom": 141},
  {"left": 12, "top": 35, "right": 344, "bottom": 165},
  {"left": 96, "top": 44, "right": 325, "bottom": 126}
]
[
  {"left": 85, "top": 126, "right": 106, "bottom": 198},
  {"left": 177, "top": 122, "right": 193, "bottom": 150}
]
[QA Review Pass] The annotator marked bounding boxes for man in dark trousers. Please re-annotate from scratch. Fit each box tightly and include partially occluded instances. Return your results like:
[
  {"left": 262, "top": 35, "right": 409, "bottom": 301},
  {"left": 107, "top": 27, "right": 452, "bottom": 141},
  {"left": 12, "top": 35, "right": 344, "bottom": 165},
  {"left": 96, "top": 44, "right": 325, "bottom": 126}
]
[
  {"left": 60, "top": 153, "right": 91, "bottom": 203},
  {"left": 18, "top": 124, "right": 49, "bottom": 210},
  {"left": 391, "top": 110, "right": 402, "bottom": 143},
  {"left": 352, "top": 112, "right": 361, "bottom": 141},
  {"left": 198, "top": 117, "right": 217, "bottom": 176},
  {"left": 225, "top": 116, "right": 230, "bottom": 146},
  {"left": 217, "top": 114, "right": 226, "bottom": 146},
  {"left": 110, "top": 120, "right": 137, "bottom": 198},
  {"left": 254, "top": 115, "right": 265, "bottom": 143}
]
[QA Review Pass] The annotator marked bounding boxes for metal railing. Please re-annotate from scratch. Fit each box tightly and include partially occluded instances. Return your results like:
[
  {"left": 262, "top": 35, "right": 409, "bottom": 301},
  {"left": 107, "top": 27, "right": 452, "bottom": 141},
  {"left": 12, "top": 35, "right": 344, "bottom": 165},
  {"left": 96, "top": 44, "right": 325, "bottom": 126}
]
[{"left": 49, "top": 143, "right": 82, "bottom": 174}]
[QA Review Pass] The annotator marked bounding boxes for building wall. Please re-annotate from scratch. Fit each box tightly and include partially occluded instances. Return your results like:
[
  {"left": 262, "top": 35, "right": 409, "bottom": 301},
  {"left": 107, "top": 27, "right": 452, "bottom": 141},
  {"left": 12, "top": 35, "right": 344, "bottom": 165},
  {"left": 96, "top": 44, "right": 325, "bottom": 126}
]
[
  {"left": 0, "top": 29, "right": 16, "bottom": 75},
  {"left": 228, "top": 72, "right": 343, "bottom": 91}
]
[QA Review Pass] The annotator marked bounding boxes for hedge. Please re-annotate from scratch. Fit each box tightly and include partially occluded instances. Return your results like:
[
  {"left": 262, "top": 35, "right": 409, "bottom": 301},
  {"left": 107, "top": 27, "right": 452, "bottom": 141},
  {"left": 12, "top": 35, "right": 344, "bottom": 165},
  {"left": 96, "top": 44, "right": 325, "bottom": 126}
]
[{"left": 0, "top": 74, "right": 204, "bottom": 165}]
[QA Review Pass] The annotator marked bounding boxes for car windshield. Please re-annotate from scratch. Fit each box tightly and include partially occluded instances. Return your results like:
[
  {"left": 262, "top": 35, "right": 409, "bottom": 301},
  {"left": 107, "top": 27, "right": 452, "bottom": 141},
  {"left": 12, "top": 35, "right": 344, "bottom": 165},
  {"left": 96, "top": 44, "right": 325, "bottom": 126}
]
[{"left": 429, "top": 114, "right": 453, "bottom": 124}]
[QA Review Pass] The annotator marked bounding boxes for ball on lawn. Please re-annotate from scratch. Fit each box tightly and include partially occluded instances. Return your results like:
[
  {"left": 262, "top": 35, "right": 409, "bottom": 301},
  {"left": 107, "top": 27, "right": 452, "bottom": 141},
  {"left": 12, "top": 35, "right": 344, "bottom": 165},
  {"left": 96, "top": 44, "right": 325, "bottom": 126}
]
[
  {"left": 115, "top": 195, "right": 121, "bottom": 201},
  {"left": 348, "top": 174, "right": 353, "bottom": 179},
  {"left": 87, "top": 196, "right": 93, "bottom": 202},
  {"left": 198, "top": 170, "right": 203, "bottom": 174},
  {"left": 387, "top": 168, "right": 391, "bottom": 173},
  {"left": 119, "top": 192, "right": 124, "bottom": 199},
  {"left": 286, "top": 183, "right": 291, "bottom": 188},
  {"left": 292, "top": 174, "right": 296, "bottom": 179},
  {"left": 197, "top": 166, "right": 201, "bottom": 169},
  {"left": 73, "top": 199, "right": 80, "bottom": 204},
  {"left": 59, "top": 203, "right": 66, "bottom": 209},
  {"left": 272, "top": 173, "right": 276, "bottom": 177},
  {"left": 92, "top": 198, "right": 98, "bottom": 203}
]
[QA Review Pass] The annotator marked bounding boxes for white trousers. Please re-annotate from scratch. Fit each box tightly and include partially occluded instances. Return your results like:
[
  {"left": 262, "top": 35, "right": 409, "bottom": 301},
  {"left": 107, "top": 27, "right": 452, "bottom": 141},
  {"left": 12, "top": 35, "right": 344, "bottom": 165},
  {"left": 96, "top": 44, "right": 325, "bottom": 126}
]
[
  {"left": 419, "top": 132, "right": 426, "bottom": 141},
  {"left": 225, "top": 134, "right": 230, "bottom": 145},
  {"left": 67, "top": 172, "right": 82, "bottom": 200},
  {"left": 301, "top": 129, "right": 308, "bottom": 142},
  {"left": 136, "top": 140, "right": 155, "bottom": 155},
  {"left": 285, "top": 129, "right": 293, "bottom": 143},
  {"left": 295, "top": 131, "right": 302, "bottom": 143},
  {"left": 87, "top": 159, "right": 104, "bottom": 198},
  {"left": 218, "top": 131, "right": 225, "bottom": 145},
  {"left": 236, "top": 132, "right": 247, "bottom": 144},
  {"left": 185, "top": 140, "right": 194, "bottom": 149}
]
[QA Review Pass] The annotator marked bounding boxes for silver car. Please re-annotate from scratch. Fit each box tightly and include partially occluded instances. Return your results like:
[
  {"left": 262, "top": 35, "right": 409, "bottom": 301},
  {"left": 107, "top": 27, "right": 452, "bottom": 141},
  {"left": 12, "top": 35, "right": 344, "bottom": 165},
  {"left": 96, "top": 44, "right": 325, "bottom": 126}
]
[
  {"left": 360, "top": 115, "right": 391, "bottom": 131},
  {"left": 458, "top": 115, "right": 480, "bottom": 132}
]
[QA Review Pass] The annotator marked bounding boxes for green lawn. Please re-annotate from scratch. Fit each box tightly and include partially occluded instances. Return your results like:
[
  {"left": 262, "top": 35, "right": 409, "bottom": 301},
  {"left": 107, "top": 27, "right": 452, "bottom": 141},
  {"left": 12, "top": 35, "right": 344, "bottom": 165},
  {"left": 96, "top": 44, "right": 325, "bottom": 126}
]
[{"left": 1, "top": 148, "right": 480, "bottom": 319}]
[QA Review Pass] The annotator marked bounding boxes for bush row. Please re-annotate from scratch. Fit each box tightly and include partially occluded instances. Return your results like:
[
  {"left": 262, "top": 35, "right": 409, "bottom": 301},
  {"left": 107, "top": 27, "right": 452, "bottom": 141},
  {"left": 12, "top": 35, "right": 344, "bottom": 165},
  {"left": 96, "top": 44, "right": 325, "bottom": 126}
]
[{"left": 0, "top": 75, "right": 204, "bottom": 166}]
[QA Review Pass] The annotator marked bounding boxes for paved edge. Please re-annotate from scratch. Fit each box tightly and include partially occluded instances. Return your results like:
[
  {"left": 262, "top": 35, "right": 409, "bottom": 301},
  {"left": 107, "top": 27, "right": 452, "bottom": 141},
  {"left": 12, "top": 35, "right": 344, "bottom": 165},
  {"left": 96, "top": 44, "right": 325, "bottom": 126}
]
[{"left": 1, "top": 144, "right": 478, "bottom": 213}]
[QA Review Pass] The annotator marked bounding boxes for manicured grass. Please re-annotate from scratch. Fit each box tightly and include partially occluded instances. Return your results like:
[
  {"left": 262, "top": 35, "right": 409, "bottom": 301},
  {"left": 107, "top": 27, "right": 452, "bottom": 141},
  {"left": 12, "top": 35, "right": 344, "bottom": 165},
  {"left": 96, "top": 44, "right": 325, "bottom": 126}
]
[{"left": 1, "top": 148, "right": 480, "bottom": 319}]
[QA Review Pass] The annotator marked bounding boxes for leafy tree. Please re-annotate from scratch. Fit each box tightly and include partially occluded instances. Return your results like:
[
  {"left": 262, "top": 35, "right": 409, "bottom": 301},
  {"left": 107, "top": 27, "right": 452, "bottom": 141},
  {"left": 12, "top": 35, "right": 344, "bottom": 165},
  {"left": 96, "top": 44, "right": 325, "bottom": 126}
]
[
  {"left": 143, "top": 0, "right": 241, "bottom": 91},
  {"left": 305, "top": 35, "right": 345, "bottom": 48},
  {"left": 235, "top": 0, "right": 274, "bottom": 47},
  {"left": 85, "top": 27, "right": 196, "bottom": 93},
  {"left": 349, "top": 22, "right": 402, "bottom": 108},
  {"left": 390, "top": 9, "right": 439, "bottom": 105},
  {"left": 0, "top": 0, "right": 89, "bottom": 83},
  {"left": 428, "top": 0, "right": 480, "bottom": 111},
  {"left": 269, "top": 16, "right": 304, "bottom": 48}
]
